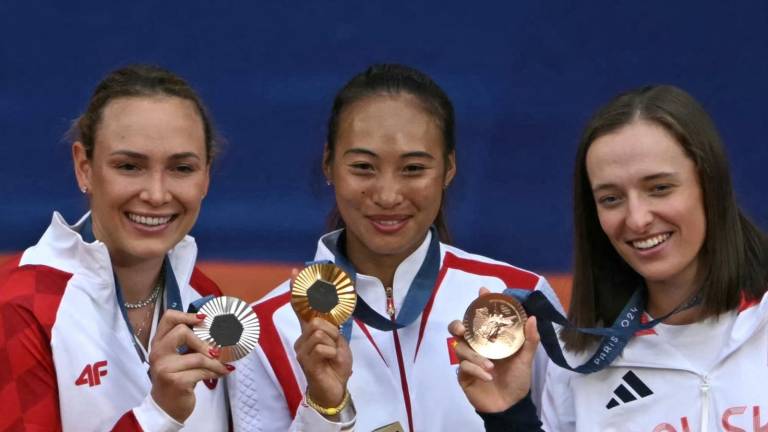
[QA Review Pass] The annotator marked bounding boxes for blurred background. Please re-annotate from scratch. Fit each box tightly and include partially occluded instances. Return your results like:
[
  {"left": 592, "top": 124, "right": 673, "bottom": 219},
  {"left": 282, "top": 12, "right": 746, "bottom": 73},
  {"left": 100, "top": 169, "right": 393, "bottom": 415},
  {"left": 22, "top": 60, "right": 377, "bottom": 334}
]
[{"left": 1, "top": 1, "right": 766, "bottom": 305}]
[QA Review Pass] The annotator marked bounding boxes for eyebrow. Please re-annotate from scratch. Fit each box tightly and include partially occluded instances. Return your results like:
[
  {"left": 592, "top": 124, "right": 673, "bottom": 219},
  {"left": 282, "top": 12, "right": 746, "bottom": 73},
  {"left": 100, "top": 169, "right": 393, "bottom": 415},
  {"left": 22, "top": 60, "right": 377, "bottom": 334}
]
[
  {"left": 592, "top": 172, "right": 678, "bottom": 192},
  {"left": 109, "top": 150, "right": 202, "bottom": 161},
  {"left": 342, "top": 148, "right": 436, "bottom": 160}
]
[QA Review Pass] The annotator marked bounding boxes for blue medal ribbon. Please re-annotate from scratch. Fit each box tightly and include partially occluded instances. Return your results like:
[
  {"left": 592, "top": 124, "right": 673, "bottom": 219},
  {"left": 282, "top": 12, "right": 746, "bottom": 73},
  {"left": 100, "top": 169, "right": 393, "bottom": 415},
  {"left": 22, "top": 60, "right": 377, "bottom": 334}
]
[
  {"left": 504, "top": 287, "right": 699, "bottom": 374},
  {"left": 315, "top": 227, "right": 441, "bottom": 340}
]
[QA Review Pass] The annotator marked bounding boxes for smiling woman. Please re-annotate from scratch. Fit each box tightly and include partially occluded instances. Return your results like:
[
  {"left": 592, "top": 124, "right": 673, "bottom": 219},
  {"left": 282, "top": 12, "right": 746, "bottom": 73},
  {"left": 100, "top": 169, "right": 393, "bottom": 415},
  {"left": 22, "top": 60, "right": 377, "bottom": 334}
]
[
  {"left": 0, "top": 65, "right": 232, "bottom": 431},
  {"left": 229, "top": 64, "right": 561, "bottom": 431}
]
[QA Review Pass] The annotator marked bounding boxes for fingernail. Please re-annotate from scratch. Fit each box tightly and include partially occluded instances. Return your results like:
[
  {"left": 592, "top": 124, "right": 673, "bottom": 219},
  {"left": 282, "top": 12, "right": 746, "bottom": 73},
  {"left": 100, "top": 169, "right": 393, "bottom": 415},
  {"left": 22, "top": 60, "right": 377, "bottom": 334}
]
[
  {"left": 196, "top": 313, "right": 207, "bottom": 319},
  {"left": 225, "top": 364, "right": 236, "bottom": 372},
  {"left": 484, "top": 360, "right": 494, "bottom": 370},
  {"left": 209, "top": 347, "right": 221, "bottom": 358}
]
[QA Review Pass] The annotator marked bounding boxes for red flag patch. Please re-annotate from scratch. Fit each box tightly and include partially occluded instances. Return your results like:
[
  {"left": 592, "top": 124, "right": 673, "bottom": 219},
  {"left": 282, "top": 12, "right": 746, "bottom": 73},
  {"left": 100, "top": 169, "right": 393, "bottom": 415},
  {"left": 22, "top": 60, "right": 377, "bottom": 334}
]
[{"left": 447, "top": 337, "right": 460, "bottom": 365}]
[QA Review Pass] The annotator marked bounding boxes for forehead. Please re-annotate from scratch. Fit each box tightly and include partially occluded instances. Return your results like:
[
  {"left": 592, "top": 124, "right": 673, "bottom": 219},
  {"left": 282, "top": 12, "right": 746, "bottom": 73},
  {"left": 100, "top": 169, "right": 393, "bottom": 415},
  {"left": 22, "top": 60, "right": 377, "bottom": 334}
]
[
  {"left": 336, "top": 94, "right": 443, "bottom": 154},
  {"left": 95, "top": 96, "right": 205, "bottom": 154},
  {"left": 586, "top": 120, "right": 694, "bottom": 184}
]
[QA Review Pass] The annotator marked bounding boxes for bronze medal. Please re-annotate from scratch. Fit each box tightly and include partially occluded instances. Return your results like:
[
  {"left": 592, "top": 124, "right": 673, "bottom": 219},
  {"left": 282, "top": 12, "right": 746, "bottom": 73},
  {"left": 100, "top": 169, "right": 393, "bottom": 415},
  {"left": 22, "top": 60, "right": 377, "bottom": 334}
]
[
  {"left": 291, "top": 263, "right": 357, "bottom": 326},
  {"left": 193, "top": 296, "right": 260, "bottom": 362},
  {"left": 463, "top": 293, "right": 526, "bottom": 359}
]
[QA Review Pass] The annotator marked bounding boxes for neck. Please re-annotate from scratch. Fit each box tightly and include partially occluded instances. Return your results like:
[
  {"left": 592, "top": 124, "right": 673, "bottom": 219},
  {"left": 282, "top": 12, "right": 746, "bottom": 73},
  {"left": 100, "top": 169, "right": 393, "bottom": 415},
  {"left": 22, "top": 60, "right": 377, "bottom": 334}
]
[
  {"left": 113, "top": 258, "right": 165, "bottom": 304},
  {"left": 347, "top": 247, "right": 401, "bottom": 288},
  {"left": 645, "top": 273, "right": 702, "bottom": 325}
]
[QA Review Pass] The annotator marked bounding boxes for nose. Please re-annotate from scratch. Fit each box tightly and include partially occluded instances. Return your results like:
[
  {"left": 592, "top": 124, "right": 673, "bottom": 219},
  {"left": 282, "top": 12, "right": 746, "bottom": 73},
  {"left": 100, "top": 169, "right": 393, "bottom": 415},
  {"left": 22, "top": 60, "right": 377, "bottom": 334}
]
[
  {"left": 625, "top": 195, "right": 653, "bottom": 233},
  {"left": 139, "top": 171, "right": 171, "bottom": 206},
  {"left": 371, "top": 174, "right": 403, "bottom": 209}
]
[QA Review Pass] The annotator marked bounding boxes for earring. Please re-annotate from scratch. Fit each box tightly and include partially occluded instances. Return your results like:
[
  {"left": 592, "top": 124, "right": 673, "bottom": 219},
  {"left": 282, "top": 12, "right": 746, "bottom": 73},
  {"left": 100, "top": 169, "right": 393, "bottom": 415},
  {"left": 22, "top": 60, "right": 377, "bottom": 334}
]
[
  {"left": 326, "top": 179, "right": 332, "bottom": 186},
  {"left": 80, "top": 185, "right": 87, "bottom": 194}
]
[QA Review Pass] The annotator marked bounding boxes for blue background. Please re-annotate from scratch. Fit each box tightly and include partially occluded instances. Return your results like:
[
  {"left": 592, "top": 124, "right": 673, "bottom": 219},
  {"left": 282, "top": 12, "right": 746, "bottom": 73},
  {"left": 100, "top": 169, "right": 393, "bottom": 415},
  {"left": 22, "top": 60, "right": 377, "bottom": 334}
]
[{"left": 1, "top": 1, "right": 766, "bottom": 272}]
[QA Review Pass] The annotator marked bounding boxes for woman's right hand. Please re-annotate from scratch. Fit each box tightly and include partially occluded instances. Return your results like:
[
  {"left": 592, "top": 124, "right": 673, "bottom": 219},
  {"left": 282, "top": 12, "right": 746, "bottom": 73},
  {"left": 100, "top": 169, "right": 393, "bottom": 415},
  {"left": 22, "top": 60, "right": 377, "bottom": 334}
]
[
  {"left": 148, "top": 310, "right": 231, "bottom": 423},
  {"left": 448, "top": 289, "right": 541, "bottom": 413}
]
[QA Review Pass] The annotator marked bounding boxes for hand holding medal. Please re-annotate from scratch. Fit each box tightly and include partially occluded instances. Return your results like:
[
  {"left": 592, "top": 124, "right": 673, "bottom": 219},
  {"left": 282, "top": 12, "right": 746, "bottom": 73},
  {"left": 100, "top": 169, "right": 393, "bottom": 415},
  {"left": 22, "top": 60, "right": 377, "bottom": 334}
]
[
  {"left": 192, "top": 296, "right": 261, "bottom": 362},
  {"left": 448, "top": 288, "right": 541, "bottom": 414},
  {"left": 291, "top": 263, "right": 356, "bottom": 417}
]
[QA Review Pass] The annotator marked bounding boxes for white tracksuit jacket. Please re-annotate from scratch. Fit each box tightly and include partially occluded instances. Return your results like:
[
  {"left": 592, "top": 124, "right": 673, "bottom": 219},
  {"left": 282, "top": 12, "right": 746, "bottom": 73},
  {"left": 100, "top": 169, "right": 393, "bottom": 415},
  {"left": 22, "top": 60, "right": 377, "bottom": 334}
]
[
  {"left": 230, "top": 230, "right": 561, "bottom": 431},
  {"left": 540, "top": 291, "right": 768, "bottom": 432},
  {"left": 0, "top": 213, "right": 229, "bottom": 431}
]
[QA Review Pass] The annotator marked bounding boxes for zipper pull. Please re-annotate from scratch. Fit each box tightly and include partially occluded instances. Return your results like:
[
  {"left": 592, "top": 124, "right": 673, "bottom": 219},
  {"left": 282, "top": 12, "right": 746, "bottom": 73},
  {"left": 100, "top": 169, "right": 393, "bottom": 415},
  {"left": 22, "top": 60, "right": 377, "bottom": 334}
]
[{"left": 385, "top": 286, "right": 395, "bottom": 318}]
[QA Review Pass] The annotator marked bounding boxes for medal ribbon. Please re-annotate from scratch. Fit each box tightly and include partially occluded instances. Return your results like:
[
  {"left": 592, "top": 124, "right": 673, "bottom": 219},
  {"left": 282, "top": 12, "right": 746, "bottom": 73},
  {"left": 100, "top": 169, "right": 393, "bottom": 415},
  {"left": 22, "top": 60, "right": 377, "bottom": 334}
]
[
  {"left": 81, "top": 217, "right": 183, "bottom": 364},
  {"left": 316, "top": 227, "right": 441, "bottom": 340},
  {"left": 503, "top": 287, "right": 700, "bottom": 374}
]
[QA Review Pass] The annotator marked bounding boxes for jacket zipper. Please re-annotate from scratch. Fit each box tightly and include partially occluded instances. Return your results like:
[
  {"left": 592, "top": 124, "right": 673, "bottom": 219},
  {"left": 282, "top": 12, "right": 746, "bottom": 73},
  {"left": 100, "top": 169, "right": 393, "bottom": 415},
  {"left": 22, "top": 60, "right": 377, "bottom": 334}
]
[
  {"left": 700, "top": 375, "right": 710, "bottom": 431},
  {"left": 386, "top": 286, "right": 415, "bottom": 431}
]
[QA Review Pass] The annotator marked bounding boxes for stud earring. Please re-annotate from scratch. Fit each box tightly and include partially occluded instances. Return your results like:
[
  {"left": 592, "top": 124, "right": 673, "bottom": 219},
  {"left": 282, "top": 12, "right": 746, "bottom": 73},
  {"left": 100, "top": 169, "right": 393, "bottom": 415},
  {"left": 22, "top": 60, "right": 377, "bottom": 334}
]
[
  {"left": 326, "top": 179, "right": 332, "bottom": 186},
  {"left": 80, "top": 185, "right": 87, "bottom": 194}
]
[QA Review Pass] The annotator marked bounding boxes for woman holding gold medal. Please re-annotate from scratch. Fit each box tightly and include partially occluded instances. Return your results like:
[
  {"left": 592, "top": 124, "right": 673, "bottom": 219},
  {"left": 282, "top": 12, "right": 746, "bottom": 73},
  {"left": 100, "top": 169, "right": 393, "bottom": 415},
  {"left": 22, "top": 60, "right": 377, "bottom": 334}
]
[
  {"left": 0, "top": 65, "right": 241, "bottom": 431},
  {"left": 229, "top": 64, "right": 561, "bottom": 431},
  {"left": 450, "top": 86, "right": 768, "bottom": 431}
]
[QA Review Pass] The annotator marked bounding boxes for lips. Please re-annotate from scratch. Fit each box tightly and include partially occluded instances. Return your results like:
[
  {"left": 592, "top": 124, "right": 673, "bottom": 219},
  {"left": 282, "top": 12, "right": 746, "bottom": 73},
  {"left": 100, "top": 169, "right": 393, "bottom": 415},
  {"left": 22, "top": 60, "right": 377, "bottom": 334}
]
[
  {"left": 126, "top": 212, "right": 175, "bottom": 227},
  {"left": 368, "top": 215, "right": 411, "bottom": 233},
  {"left": 628, "top": 232, "right": 672, "bottom": 250}
]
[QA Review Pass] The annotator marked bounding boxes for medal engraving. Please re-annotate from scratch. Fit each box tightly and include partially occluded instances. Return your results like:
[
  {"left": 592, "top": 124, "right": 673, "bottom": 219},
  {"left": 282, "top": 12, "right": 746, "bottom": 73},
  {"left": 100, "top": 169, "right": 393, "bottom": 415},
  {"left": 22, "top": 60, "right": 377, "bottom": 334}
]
[
  {"left": 291, "top": 263, "right": 356, "bottom": 326},
  {"left": 193, "top": 296, "right": 260, "bottom": 362},
  {"left": 463, "top": 293, "right": 526, "bottom": 359}
]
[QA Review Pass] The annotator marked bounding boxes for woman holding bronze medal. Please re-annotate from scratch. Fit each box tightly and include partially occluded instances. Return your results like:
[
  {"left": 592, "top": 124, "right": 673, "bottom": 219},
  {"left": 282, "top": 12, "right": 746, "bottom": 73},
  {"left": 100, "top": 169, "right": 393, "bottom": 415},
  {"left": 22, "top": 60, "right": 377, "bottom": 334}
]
[
  {"left": 229, "top": 64, "right": 561, "bottom": 431},
  {"left": 451, "top": 85, "right": 768, "bottom": 431},
  {"left": 0, "top": 65, "right": 236, "bottom": 430}
]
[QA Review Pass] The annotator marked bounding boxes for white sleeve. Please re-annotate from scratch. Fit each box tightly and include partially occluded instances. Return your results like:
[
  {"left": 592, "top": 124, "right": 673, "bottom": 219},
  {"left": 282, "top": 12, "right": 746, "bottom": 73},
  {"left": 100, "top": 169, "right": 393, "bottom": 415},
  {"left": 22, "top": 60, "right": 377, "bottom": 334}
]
[
  {"left": 228, "top": 347, "right": 293, "bottom": 431},
  {"left": 229, "top": 346, "right": 357, "bottom": 431},
  {"left": 132, "top": 394, "right": 184, "bottom": 432},
  {"left": 540, "top": 362, "right": 576, "bottom": 432}
]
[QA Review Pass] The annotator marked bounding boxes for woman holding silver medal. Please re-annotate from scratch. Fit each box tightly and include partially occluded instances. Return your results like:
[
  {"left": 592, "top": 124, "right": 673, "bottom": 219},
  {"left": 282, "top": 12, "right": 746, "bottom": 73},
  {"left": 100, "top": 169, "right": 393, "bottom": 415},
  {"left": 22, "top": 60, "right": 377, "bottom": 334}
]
[
  {"left": 0, "top": 65, "right": 237, "bottom": 431},
  {"left": 229, "top": 64, "right": 561, "bottom": 431},
  {"left": 450, "top": 85, "right": 768, "bottom": 431}
]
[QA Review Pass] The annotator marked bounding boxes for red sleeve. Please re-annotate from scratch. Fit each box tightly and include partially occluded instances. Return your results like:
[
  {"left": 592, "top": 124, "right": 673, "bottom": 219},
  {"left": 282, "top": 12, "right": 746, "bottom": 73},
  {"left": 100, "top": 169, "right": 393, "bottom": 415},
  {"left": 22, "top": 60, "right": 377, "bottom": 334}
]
[
  {"left": 111, "top": 411, "right": 143, "bottom": 431},
  {"left": 0, "top": 263, "right": 70, "bottom": 432}
]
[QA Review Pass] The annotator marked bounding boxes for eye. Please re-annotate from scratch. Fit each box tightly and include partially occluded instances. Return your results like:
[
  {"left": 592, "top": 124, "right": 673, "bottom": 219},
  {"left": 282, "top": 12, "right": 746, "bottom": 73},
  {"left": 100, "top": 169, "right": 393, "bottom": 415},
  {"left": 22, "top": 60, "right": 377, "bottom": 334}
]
[
  {"left": 116, "top": 162, "right": 139, "bottom": 172},
  {"left": 650, "top": 183, "right": 674, "bottom": 195},
  {"left": 348, "top": 162, "right": 375, "bottom": 173},
  {"left": 596, "top": 194, "right": 622, "bottom": 208},
  {"left": 173, "top": 164, "right": 196, "bottom": 174},
  {"left": 402, "top": 164, "right": 426, "bottom": 175}
]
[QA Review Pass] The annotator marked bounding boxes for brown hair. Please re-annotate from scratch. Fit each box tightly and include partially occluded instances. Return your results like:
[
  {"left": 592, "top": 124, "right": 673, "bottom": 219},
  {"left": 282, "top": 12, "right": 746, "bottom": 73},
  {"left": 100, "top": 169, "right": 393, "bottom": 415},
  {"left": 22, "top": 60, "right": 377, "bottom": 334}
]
[
  {"left": 69, "top": 64, "right": 219, "bottom": 163},
  {"left": 323, "top": 64, "right": 455, "bottom": 242},
  {"left": 565, "top": 85, "right": 768, "bottom": 351}
]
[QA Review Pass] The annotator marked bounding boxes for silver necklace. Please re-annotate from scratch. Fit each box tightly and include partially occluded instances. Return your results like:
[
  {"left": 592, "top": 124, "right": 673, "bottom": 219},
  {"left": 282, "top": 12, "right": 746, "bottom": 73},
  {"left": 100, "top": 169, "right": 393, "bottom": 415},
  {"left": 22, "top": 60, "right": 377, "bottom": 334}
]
[{"left": 124, "top": 267, "right": 164, "bottom": 309}]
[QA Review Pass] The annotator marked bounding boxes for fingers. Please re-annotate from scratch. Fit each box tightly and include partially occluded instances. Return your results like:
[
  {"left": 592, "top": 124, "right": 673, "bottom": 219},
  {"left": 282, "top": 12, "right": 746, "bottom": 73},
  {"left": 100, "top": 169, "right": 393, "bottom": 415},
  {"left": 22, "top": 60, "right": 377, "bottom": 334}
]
[
  {"left": 447, "top": 320, "right": 466, "bottom": 338},
  {"left": 154, "top": 309, "right": 205, "bottom": 340},
  {"left": 150, "top": 318, "right": 211, "bottom": 359},
  {"left": 294, "top": 318, "right": 342, "bottom": 361},
  {"left": 153, "top": 351, "right": 231, "bottom": 378},
  {"left": 459, "top": 359, "right": 493, "bottom": 382}
]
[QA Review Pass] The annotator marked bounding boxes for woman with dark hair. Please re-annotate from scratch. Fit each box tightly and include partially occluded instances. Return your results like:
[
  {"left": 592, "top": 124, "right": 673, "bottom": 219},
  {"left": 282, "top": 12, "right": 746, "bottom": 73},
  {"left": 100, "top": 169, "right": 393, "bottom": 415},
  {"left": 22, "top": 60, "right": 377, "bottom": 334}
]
[
  {"left": 229, "top": 64, "right": 560, "bottom": 431},
  {"left": 451, "top": 85, "right": 768, "bottom": 431},
  {"left": 0, "top": 65, "right": 232, "bottom": 431}
]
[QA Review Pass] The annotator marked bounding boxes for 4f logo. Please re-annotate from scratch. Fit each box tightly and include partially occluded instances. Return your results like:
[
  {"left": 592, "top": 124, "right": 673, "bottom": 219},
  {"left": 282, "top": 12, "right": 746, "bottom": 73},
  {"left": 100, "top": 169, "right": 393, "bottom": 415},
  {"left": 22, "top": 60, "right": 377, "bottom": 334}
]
[{"left": 75, "top": 360, "right": 108, "bottom": 387}]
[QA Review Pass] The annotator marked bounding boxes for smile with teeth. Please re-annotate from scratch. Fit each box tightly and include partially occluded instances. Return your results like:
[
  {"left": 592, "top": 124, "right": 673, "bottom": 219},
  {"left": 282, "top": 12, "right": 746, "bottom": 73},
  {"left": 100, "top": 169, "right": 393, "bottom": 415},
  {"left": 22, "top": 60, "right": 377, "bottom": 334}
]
[
  {"left": 127, "top": 213, "right": 174, "bottom": 227},
  {"left": 630, "top": 233, "right": 671, "bottom": 250}
]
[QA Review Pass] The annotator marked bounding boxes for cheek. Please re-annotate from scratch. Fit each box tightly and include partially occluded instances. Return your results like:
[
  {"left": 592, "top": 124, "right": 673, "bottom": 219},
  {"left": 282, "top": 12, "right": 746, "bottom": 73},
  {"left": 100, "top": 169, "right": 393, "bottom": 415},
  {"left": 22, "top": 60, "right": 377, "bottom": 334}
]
[{"left": 595, "top": 210, "right": 620, "bottom": 240}]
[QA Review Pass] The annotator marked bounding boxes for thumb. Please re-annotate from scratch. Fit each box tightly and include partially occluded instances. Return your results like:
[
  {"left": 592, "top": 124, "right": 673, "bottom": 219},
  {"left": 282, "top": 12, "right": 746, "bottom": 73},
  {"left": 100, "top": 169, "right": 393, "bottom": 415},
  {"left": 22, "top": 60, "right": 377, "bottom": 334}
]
[{"left": 518, "top": 316, "right": 540, "bottom": 364}]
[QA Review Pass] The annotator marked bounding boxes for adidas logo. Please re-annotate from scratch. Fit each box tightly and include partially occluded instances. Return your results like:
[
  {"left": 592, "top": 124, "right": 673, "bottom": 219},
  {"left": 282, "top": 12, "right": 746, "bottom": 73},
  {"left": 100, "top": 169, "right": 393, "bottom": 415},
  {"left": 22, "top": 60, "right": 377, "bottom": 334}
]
[{"left": 606, "top": 371, "right": 654, "bottom": 409}]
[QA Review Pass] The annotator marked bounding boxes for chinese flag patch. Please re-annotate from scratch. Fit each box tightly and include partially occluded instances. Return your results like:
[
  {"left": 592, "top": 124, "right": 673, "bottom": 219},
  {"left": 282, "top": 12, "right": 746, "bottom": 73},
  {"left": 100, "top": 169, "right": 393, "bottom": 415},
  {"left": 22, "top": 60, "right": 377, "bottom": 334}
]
[{"left": 447, "top": 337, "right": 460, "bottom": 365}]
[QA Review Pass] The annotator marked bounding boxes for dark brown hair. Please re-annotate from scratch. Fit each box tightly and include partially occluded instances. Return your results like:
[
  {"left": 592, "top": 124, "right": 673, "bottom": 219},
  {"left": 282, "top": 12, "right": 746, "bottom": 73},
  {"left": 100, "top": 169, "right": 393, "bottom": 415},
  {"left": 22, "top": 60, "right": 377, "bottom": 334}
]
[
  {"left": 565, "top": 85, "right": 768, "bottom": 351},
  {"left": 324, "top": 64, "right": 455, "bottom": 242},
  {"left": 69, "top": 64, "right": 219, "bottom": 163}
]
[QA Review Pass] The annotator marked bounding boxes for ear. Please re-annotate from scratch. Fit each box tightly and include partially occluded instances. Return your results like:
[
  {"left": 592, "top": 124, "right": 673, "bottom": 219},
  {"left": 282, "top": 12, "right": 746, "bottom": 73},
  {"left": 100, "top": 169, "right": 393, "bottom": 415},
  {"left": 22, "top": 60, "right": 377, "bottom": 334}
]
[
  {"left": 72, "top": 142, "right": 92, "bottom": 192},
  {"left": 322, "top": 143, "right": 333, "bottom": 182},
  {"left": 443, "top": 150, "right": 457, "bottom": 188},
  {"left": 202, "top": 163, "right": 211, "bottom": 198}
]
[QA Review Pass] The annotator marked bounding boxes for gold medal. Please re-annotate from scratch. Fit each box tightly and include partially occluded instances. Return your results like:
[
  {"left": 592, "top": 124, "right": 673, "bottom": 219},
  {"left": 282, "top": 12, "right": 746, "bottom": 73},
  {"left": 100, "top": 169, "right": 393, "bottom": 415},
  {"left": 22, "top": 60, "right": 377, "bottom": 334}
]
[
  {"left": 463, "top": 293, "right": 526, "bottom": 359},
  {"left": 193, "top": 296, "right": 260, "bottom": 362},
  {"left": 291, "top": 263, "right": 356, "bottom": 326}
]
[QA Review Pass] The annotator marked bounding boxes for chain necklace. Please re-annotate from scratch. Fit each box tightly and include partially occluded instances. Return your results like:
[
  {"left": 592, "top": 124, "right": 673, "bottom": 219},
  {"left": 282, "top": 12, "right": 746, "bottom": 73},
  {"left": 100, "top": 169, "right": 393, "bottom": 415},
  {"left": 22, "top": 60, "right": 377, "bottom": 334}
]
[{"left": 124, "top": 267, "right": 164, "bottom": 309}]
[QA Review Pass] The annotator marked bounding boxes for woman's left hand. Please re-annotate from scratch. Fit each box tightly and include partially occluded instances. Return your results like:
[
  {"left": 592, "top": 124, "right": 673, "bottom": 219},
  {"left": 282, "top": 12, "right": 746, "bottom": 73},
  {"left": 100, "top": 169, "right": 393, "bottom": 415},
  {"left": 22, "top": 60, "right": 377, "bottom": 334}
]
[{"left": 293, "top": 316, "right": 353, "bottom": 412}]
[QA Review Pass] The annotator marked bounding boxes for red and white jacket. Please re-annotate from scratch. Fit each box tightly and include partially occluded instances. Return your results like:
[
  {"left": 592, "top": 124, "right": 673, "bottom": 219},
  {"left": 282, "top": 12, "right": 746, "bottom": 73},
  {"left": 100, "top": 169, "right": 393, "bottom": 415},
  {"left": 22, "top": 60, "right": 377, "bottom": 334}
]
[
  {"left": 0, "top": 213, "right": 229, "bottom": 431},
  {"left": 229, "top": 230, "right": 560, "bottom": 431},
  {"left": 541, "top": 292, "right": 768, "bottom": 432}
]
